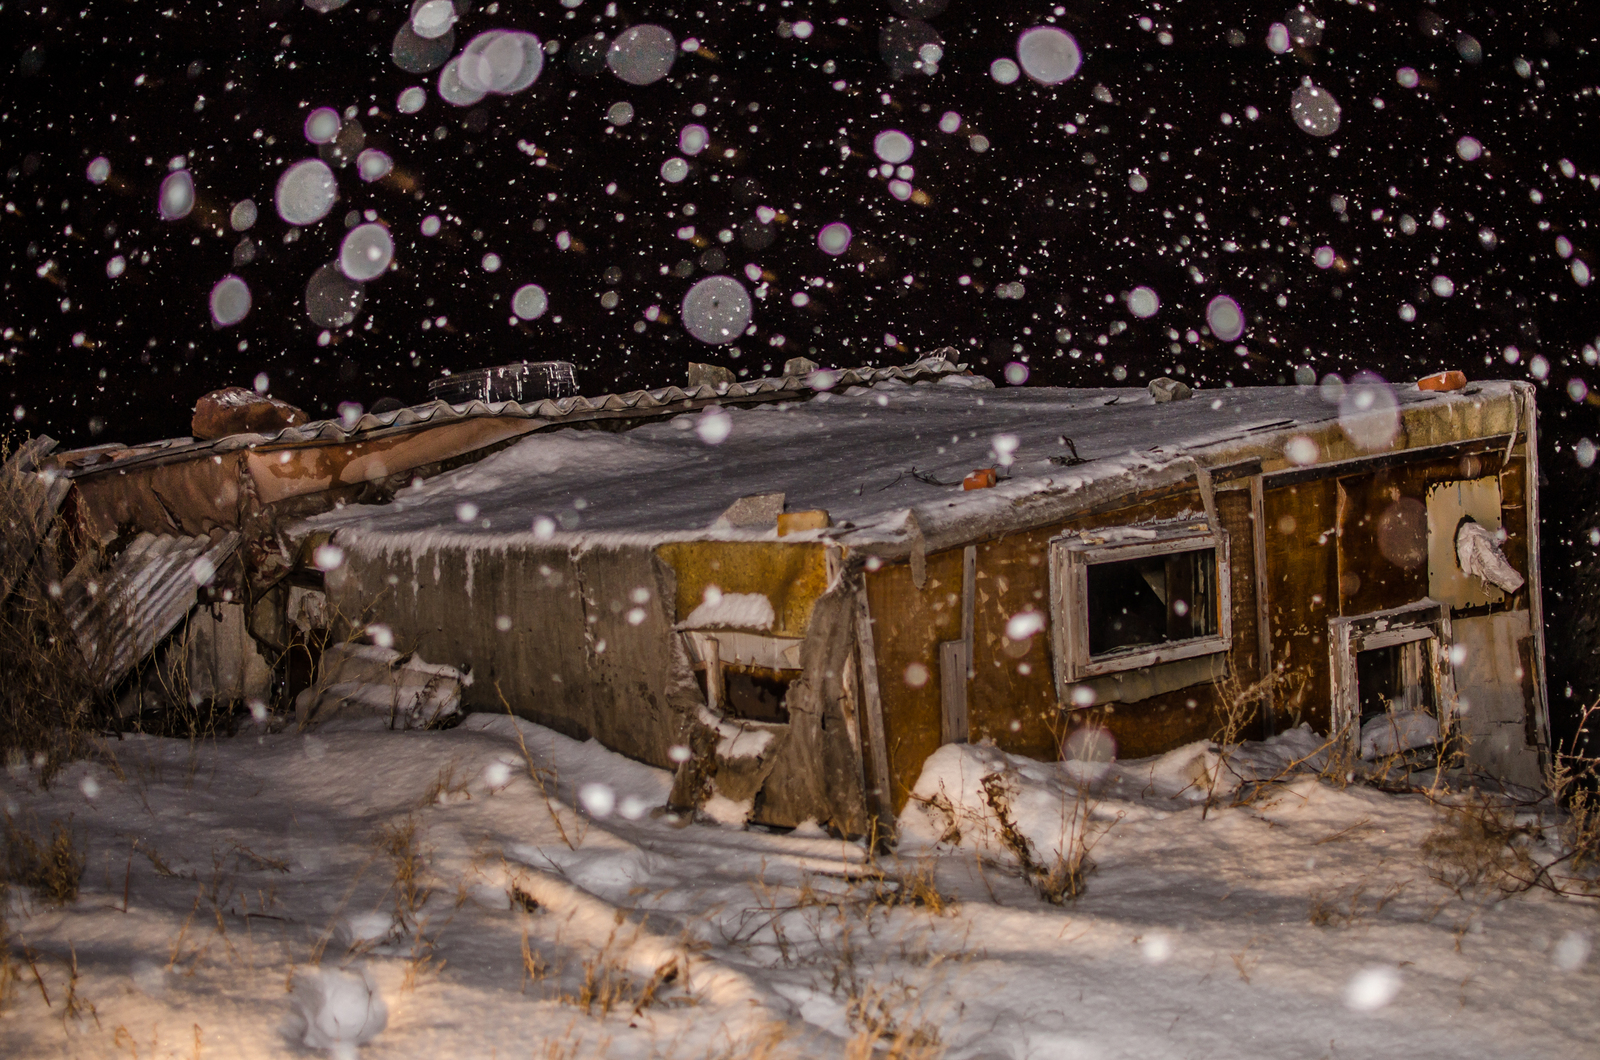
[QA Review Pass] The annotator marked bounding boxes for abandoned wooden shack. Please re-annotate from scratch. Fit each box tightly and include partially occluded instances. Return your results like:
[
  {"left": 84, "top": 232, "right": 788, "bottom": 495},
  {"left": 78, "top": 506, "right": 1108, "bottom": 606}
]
[{"left": 33, "top": 354, "right": 1547, "bottom": 836}]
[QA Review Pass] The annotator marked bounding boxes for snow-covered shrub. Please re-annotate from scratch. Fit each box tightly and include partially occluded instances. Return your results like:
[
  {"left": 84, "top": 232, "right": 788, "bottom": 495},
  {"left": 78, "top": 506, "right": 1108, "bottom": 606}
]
[{"left": 287, "top": 965, "right": 388, "bottom": 1057}]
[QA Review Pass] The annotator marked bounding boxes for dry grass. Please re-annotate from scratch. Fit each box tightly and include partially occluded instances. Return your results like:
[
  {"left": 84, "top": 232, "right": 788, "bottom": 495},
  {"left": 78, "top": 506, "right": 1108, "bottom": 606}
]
[
  {"left": 1308, "top": 879, "right": 1408, "bottom": 928},
  {"left": 375, "top": 816, "right": 432, "bottom": 926},
  {"left": 0, "top": 882, "right": 17, "bottom": 1012},
  {"left": 566, "top": 913, "right": 684, "bottom": 1018},
  {"left": 419, "top": 759, "right": 472, "bottom": 807},
  {"left": 1420, "top": 792, "right": 1543, "bottom": 900},
  {"left": 1205, "top": 666, "right": 1309, "bottom": 811},
  {"left": 520, "top": 922, "right": 551, "bottom": 992},
  {"left": 824, "top": 915, "right": 948, "bottom": 1060},
  {"left": 499, "top": 686, "right": 589, "bottom": 850},
  {"left": 0, "top": 437, "right": 103, "bottom": 786},
  {"left": 978, "top": 771, "right": 1103, "bottom": 904},
  {"left": 1545, "top": 701, "right": 1600, "bottom": 893},
  {"left": 842, "top": 981, "right": 945, "bottom": 1060},
  {"left": 2, "top": 814, "right": 85, "bottom": 906}
]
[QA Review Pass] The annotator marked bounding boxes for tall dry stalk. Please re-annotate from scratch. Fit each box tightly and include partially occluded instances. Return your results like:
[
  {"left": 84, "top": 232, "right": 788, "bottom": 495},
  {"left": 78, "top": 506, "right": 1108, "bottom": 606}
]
[
  {"left": 0, "top": 436, "right": 102, "bottom": 785},
  {"left": 1203, "top": 666, "right": 1307, "bottom": 814}
]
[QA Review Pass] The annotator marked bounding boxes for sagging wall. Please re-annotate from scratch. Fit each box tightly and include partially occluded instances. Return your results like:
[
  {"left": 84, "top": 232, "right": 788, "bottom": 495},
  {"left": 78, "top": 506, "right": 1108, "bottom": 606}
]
[
  {"left": 747, "top": 586, "right": 873, "bottom": 836},
  {"left": 861, "top": 395, "right": 1543, "bottom": 812},
  {"left": 325, "top": 533, "right": 873, "bottom": 833},
  {"left": 653, "top": 540, "right": 871, "bottom": 834},
  {"left": 1264, "top": 439, "right": 1542, "bottom": 784},
  {"left": 324, "top": 535, "right": 701, "bottom": 771},
  {"left": 864, "top": 483, "right": 1264, "bottom": 814}
]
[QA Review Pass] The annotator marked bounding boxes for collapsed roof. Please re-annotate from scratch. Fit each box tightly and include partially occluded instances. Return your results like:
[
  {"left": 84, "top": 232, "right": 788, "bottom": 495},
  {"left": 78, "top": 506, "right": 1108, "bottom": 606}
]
[{"left": 304, "top": 371, "right": 1527, "bottom": 561}]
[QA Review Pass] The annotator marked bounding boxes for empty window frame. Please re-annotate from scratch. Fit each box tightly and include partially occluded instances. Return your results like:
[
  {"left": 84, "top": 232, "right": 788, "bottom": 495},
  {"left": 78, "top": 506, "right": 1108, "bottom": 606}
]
[
  {"left": 1329, "top": 601, "right": 1455, "bottom": 761},
  {"left": 1049, "top": 522, "right": 1233, "bottom": 690},
  {"left": 682, "top": 630, "right": 802, "bottom": 725}
]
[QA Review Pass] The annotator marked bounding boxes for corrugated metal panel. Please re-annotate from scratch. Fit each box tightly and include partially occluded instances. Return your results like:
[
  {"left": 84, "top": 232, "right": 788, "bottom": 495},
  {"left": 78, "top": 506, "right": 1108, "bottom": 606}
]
[
  {"left": 55, "top": 356, "right": 967, "bottom": 478},
  {"left": 67, "top": 532, "right": 241, "bottom": 691}
]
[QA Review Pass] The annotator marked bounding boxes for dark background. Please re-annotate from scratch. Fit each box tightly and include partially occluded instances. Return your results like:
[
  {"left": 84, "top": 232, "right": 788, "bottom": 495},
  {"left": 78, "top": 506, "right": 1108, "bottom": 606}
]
[{"left": 2, "top": 0, "right": 1597, "bottom": 737}]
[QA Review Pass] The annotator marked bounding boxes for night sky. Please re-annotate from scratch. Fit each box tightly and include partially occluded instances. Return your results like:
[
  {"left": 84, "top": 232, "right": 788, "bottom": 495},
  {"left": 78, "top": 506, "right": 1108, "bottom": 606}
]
[{"left": 4, "top": 1, "right": 1600, "bottom": 717}]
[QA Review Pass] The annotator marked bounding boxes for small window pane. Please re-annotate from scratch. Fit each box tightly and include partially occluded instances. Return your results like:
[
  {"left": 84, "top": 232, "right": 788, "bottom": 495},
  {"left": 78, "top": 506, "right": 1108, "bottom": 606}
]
[{"left": 1086, "top": 546, "right": 1218, "bottom": 656}]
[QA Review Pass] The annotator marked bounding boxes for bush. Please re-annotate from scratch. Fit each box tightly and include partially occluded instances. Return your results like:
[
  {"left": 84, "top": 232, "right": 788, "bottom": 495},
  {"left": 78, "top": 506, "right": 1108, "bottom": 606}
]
[
  {"left": 2, "top": 816, "right": 85, "bottom": 906},
  {"left": 0, "top": 436, "right": 102, "bottom": 785}
]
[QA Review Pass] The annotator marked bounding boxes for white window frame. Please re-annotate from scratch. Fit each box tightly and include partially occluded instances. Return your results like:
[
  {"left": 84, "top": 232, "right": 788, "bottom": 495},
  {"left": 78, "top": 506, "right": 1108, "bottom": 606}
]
[{"left": 1049, "top": 521, "right": 1233, "bottom": 696}]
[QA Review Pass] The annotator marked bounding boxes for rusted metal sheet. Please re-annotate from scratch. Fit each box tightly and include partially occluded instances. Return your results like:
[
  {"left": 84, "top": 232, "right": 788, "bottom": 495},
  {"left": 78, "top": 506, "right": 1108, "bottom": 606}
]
[
  {"left": 242, "top": 415, "right": 546, "bottom": 506},
  {"left": 69, "top": 450, "right": 248, "bottom": 543},
  {"left": 59, "top": 356, "right": 965, "bottom": 545},
  {"left": 66, "top": 532, "right": 241, "bottom": 691},
  {"left": 60, "top": 356, "right": 965, "bottom": 487}
]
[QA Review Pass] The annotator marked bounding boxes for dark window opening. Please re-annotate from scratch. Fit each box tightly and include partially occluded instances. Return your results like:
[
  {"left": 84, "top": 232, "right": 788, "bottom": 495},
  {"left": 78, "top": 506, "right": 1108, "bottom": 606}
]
[
  {"left": 1355, "top": 642, "right": 1436, "bottom": 727},
  {"left": 696, "top": 665, "right": 794, "bottom": 724},
  {"left": 1086, "top": 547, "right": 1218, "bottom": 656}
]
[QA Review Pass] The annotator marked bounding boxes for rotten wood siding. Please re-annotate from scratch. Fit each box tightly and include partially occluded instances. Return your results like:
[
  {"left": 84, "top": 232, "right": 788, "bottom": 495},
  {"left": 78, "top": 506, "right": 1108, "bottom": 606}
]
[
  {"left": 1074, "top": 486, "right": 1262, "bottom": 760},
  {"left": 861, "top": 550, "right": 964, "bottom": 816},
  {"left": 864, "top": 485, "right": 1265, "bottom": 813},
  {"left": 1261, "top": 480, "right": 1340, "bottom": 733},
  {"left": 1496, "top": 452, "right": 1531, "bottom": 614},
  {"left": 1262, "top": 442, "right": 1532, "bottom": 737}
]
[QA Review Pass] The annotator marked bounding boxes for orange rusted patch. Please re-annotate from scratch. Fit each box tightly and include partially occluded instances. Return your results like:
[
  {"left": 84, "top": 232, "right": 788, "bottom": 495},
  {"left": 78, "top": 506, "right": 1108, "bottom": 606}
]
[
  {"left": 1417, "top": 370, "right": 1467, "bottom": 392},
  {"left": 962, "top": 468, "right": 997, "bottom": 491}
]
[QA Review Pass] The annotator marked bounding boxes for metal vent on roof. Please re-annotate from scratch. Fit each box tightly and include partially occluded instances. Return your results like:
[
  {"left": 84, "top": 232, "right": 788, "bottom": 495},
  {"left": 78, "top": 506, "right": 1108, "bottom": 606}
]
[{"left": 427, "top": 361, "right": 578, "bottom": 406}]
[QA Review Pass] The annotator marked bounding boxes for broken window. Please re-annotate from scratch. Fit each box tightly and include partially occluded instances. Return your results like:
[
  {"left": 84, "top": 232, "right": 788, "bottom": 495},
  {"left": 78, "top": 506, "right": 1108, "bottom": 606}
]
[
  {"left": 1329, "top": 601, "right": 1454, "bottom": 761},
  {"left": 681, "top": 629, "right": 801, "bottom": 725},
  {"left": 1049, "top": 521, "right": 1233, "bottom": 693},
  {"left": 1086, "top": 546, "right": 1219, "bottom": 655},
  {"left": 694, "top": 665, "right": 794, "bottom": 724}
]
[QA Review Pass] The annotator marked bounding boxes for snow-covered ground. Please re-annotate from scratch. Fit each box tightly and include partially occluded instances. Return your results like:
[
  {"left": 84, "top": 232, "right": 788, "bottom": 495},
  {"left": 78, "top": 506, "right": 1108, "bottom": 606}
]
[{"left": 2, "top": 715, "right": 1595, "bottom": 1059}]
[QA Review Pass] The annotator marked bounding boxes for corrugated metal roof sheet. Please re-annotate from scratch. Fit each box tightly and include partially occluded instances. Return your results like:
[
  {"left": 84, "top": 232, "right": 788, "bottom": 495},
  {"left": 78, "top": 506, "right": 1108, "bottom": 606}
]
[
  {"left": 66, "top": 532, "right": 241, "bottom": 691},
  {"left": 53, "top": 356, "right": 967, "bottom": 478}
]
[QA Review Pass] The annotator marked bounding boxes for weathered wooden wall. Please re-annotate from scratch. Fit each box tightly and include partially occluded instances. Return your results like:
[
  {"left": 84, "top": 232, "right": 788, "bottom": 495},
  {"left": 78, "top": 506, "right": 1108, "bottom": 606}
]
[
  {"left": 862, "top": 550, "right": 964, "bottom": 818},
  {"left": 1261, "top": 479, "right": 1340, "bottom": 733},
  {"left": 863, "top": 438, "right": 1540, "bottom": 813},
  {"left": 865, "top": 484, "right": 1267, "bottom": 813}
]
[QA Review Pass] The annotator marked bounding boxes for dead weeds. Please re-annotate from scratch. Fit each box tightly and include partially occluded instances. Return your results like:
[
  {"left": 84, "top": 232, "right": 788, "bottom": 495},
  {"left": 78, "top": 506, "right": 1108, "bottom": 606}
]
[{"left": 2, "top": 814, "right": 85, "bottom": 906}]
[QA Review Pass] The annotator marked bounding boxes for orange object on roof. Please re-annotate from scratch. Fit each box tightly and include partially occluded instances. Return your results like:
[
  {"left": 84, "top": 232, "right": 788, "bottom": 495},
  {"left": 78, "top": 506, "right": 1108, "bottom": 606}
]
[
  {"left": 963, "top": 467, "right": 997, "bottom": 490},
  {"left": 1418, "top": 370, "right": 1467, "bottom": 392}
]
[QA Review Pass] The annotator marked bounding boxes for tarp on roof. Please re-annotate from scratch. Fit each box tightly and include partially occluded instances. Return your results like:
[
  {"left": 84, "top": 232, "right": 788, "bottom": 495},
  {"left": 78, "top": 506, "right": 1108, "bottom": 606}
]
[{"left": 66, "top": 532, "right": 241, "bottom": 691}]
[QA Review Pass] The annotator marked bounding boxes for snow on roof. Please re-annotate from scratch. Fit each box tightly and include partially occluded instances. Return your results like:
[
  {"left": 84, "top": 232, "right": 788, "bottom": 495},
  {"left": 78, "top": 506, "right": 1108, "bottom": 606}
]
[{"left": 309, "top": 375, "right": 1521, "bottom": 555}]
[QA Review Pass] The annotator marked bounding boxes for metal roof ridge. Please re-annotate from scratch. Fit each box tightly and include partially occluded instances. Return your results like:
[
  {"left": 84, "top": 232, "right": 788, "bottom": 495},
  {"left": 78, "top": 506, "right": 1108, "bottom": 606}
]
[{"left": 51, "top": 355, "right": 967, "bottom": 475}]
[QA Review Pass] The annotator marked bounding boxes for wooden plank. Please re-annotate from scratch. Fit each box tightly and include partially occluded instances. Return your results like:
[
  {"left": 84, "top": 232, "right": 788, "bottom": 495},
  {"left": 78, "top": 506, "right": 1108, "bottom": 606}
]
[
  {"left": 703, "top": 636, "right": 724, "bottom": 713},
  {"left": 1250, "top": 474, "right": 1275, "bottom": 731},
  {"left": 961, "top": 544, "right": 976, "bottom": 678},
  {"left": 1515, "top": 386, "right": 1551, "bottom": 762},
  {"left": 853, "top": 586, "right": 895, "bottom": 832},
  {"left": 939, "top": 640, "right": 969, "bottom": 744},
  {"left": 1263, "top": 435, "right": 1513, "bottom": 488},
  {"left": 1262, "top": 480, "right": 1339, "bottom": 733}
]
